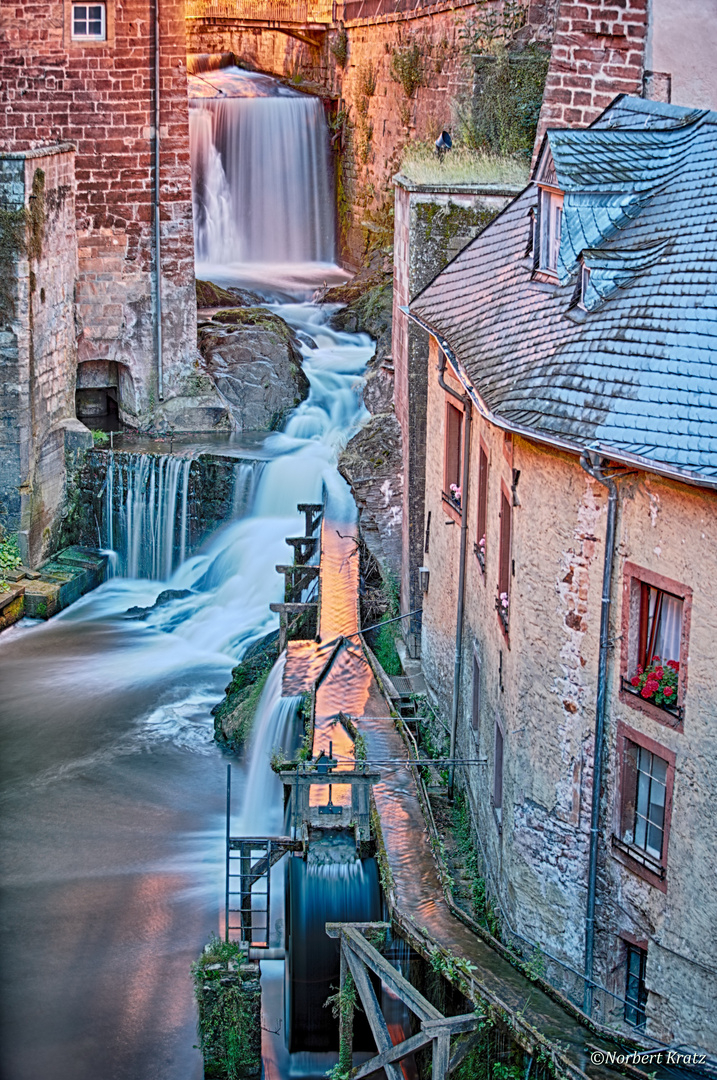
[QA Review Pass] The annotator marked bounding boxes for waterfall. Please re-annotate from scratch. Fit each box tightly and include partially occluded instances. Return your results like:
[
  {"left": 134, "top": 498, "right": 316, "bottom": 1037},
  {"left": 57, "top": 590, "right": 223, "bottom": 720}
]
[
  {"left": 189, "top": 106, "right": 238, "bottom": 264},
  {"left": 103, "top": 453, "right": 193, "bottom": 580},
  {"left": 232, "top": 460, "right": 264, "bottom": 519},
  {"left": 189, "top": 68, "right": 335, "bottom": 267},
  {"left": 240, "top": 655, "right": 302, "bottom": 835}
]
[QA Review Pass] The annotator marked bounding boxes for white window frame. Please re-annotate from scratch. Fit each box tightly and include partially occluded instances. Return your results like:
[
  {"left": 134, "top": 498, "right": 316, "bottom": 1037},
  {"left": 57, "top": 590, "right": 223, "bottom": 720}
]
[
  {"left": 578, "top": 263, "right": 591, "bottom": 309},
  {"left": 71, "top": 2, "right": 106, "bottom": 40},
  {"left": 538, "top": 187, "right": 564, "bottom": 275}
]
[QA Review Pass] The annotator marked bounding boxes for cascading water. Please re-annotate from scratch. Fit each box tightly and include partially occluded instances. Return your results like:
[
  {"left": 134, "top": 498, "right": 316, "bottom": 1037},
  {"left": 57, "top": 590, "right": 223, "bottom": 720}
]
[
  {"left": 103, "top": 452, "right": 192, "bottom": 579},
  {"left": 0, "top": 66, "right": 374, "bottom": 1080},
  {"left": 189, "top": 67, "right": 335, "bottom": 269},
  {"left": 102, "top": 453, "right": 264, "bottom": 580}
]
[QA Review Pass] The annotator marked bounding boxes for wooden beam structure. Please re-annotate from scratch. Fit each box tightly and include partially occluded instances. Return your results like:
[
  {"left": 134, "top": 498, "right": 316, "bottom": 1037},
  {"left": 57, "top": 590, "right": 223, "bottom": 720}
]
[
  {"left": 281, "top": 764, "right": 379, "bottom": 841},
  {"left": 325, "top": 922, "right": 481, "bottom": 1080}
]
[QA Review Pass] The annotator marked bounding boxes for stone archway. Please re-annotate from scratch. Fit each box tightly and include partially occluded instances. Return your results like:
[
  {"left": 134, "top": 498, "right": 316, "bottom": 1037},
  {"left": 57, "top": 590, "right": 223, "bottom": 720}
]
[{"left": 75, "top": 359, "right": 137, "bottom": 429}]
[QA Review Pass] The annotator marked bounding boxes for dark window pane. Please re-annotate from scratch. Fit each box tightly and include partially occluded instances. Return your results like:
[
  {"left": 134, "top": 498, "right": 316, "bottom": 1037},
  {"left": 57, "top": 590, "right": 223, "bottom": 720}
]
[
  {"left": 493, "top": 723, "right": 503, "bottom": 811},
  {"left": 624, "top": 945, "right": 647, "bottom": 1028},
  {"left": 471, "top": 655, "right": 480, "bottom": 733}
]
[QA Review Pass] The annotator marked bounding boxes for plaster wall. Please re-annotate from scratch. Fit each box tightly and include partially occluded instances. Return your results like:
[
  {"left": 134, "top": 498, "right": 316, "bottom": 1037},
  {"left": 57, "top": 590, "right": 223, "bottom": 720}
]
[
  {"left": 645, "top": 0, "right": 717, "bottom": 110},
  {"left": 420, "top": 336, "right": 717, "bottom": 1050},
  {"left": 392, "top": 181, "right": 516, "bottom": 654}
]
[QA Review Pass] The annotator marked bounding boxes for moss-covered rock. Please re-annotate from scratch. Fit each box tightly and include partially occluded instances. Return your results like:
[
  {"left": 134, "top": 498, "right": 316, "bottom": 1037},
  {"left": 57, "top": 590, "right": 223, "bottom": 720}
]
[
  {"left": 196, "top": 279, "right": 264, "bottom": 309},
  {"left": 213, "top": 632, "right": 281, "bottom": 751}
]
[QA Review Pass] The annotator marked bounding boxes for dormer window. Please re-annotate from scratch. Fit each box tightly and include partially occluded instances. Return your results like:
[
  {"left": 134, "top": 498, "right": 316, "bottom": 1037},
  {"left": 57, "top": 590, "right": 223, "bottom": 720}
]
[{"left": 538, "top": 187, "right": 563, "bottom": 275}]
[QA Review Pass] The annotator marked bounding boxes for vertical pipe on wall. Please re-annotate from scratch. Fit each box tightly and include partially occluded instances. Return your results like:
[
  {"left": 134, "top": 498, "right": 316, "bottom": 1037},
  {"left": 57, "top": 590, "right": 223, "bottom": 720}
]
[
  {"left": 438, "top": 350, "right": 472, "bottom": 802},
  {"left": 579, "top": 451, "right": 619, "bottom": 1016},
  {"left": 154, "top": 0, "right": 164, "bottom": 401}
]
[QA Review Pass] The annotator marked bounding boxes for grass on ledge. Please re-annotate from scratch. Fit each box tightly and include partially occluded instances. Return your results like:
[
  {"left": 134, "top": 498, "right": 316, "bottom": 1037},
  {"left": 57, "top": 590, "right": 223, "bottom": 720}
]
[{"left": 397, "top": 144, "right": 529, "bottom": 188}]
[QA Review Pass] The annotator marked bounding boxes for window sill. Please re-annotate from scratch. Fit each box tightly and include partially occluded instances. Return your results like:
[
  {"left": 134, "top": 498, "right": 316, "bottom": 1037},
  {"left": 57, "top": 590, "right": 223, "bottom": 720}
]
[
  {"left": 611, "top": 834, "right": 667, "bottom": 891},
  {"left": 442, "top": 493, "right": 462, "bottom": 524},
  {"left": 619, "top": 677, "right": 684, "bottom": 731},
  {"left": 530, "top": 269, "right": 559, "bottom": 287}
]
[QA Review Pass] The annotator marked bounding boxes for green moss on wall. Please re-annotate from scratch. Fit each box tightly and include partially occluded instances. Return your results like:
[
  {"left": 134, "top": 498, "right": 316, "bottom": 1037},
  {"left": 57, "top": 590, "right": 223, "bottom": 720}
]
[
  {"left": 0, "top": 206, "right": 27, "bottom": 326},
  {"left": 212, "top": 633, "right": 281, "bottom": 751},
  {"left": 192, "top": 937, "right": 261, "bottom": 1079}
]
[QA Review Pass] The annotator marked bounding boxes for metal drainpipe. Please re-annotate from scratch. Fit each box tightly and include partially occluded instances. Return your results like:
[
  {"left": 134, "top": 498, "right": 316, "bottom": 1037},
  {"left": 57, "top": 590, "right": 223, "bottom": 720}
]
[
  {"left": 438, "top": 350, "right": 472, "bottom": 803},
  {"left": 580, "top": 450, "right": 619, "bottom": 1016},
  {"left": 154, "top": 0, "right": 164, "bottom": 401}
]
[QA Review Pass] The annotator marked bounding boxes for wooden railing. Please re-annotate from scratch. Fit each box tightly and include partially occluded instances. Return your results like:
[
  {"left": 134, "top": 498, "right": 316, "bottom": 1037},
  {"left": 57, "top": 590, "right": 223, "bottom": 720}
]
[{"left": 186, "top": 0, "right": 334, "bottom": 23}]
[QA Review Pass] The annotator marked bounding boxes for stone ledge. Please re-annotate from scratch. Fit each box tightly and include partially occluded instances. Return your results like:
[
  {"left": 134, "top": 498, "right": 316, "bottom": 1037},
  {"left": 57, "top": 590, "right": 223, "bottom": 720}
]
[{"left": 0, "top": 143, "right": 76, "bottom": 160}]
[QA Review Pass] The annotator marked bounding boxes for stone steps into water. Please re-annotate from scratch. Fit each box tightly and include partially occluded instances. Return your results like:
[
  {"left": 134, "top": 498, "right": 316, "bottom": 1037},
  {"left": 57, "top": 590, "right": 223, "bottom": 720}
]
[{"left": 0, "top": 546, "right": 108, "bottom": 624}]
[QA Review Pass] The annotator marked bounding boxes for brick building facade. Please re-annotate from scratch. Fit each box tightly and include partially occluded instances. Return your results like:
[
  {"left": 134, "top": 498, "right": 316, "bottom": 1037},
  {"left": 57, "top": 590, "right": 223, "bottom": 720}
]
[
  {"left": 0, "top": 0, "right": 198, "bottom": 411},
  {"left": 0, "top": 0, "right": 204, "bottom": 559}
]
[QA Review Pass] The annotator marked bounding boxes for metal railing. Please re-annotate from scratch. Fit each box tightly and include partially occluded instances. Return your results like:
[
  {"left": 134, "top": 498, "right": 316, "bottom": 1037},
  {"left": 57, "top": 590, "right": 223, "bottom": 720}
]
[{"left": 186, "top": 0, "right": 333, "bottom": 22}]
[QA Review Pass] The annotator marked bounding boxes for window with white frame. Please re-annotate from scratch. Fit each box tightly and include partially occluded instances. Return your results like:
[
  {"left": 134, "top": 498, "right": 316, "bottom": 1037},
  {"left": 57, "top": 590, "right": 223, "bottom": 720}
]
[
  {"left": 578, "top": 263, "right": 591, "bottom": 309},
  {"left": 538, "top": 188, "right": 563, "bottom": 274},
  {"left": 72, "top": 3, "right": 106, "bottom": 39}
]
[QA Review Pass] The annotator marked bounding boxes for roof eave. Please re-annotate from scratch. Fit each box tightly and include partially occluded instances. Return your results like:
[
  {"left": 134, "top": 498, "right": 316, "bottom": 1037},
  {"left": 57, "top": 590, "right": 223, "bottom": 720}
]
[{"left": 402, "top": 306, "right": 717, "bottom": 493}]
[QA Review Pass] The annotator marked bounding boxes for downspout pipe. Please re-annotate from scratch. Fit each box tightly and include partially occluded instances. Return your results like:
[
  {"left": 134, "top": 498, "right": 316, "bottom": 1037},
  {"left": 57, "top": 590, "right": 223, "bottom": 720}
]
[
  {"left": 154, "top": 0, "right": 164, "bottom": 401},
  {"left": 580, "top": 450, "right": 619, "bottom": 1016},
  {"left": 438, "top": 350, "right": 472, "bottom": 803}
]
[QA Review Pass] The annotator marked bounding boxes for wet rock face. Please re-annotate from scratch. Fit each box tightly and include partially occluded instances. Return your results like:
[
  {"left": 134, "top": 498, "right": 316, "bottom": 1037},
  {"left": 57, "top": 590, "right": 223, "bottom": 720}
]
[
  {"left": 339, "top": 408, "right": 402, "bottom": 576},
  {"left": 199, "top": 308, "right": 310, "bottom": 432}
]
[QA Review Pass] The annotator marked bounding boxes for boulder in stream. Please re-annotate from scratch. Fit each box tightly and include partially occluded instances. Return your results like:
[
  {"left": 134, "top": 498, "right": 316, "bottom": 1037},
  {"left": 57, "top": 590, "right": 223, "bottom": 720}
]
[{"left": 199, "top": 308, "right": 310, "bottom": 432}]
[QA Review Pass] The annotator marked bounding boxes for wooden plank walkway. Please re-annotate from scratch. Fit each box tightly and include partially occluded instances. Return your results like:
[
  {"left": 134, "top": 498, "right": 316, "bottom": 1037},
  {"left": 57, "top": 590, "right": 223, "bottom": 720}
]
[{"left": 282, "top": 519, "right": 639, "bottom": 1080}]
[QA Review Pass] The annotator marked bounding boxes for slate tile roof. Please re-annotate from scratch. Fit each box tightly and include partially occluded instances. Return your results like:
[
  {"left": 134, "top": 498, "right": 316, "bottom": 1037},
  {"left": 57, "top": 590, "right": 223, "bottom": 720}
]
[{"left": 409, "top": 96, "right": 717, "bottom": 485}]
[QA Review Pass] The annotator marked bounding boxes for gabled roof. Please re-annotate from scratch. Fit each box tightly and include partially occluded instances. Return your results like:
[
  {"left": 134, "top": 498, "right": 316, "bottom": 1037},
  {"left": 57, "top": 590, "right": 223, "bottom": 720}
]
[{"left": 408, "top": 96, "right": 717, "bottom": 486}]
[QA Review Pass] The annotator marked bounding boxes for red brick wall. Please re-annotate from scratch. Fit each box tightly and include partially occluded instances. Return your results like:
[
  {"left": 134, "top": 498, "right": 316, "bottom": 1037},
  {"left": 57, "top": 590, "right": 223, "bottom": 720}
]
[
  {"left": 0, "top": 0, "right": 197, "bottom": 418},
  {"left": 533, "top": 0, "right": 648, "bottom": 155}
]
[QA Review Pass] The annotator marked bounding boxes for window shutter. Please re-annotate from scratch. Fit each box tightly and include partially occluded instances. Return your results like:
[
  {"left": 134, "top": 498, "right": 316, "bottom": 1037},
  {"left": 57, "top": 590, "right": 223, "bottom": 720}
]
[
  {"left": 445, "top": 403, "right": 463, "bottom": 491},
  {"left": 472, "top": 654, "right": 481, "bottom": 733},
  {"left": 621, "top": 740, "right": 639, "bottom": 845},
  {"left": 499, "top": 490, "right": 512, "bottom": 597},
  {"left": 477, "top": 447, "right": 488, "bottom": 546},
  {"left": 493, "top": 723, "right": 504, "bottom": 810}
]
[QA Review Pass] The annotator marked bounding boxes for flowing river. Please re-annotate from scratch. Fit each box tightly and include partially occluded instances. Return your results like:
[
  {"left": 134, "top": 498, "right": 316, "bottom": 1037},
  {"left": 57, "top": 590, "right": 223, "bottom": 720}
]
[{"left": 0, "top": 67, "right": 375, "bottom": 1080}]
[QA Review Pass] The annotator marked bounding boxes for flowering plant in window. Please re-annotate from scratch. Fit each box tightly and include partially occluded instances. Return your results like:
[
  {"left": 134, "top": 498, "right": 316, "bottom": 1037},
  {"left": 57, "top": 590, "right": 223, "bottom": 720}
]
[
  {"left": 630, "top": 657, "right": 679, "bottom": 708},
  {"left": 449, "top": 483, "right": 462, "bottom": 509},
  {"left": 496, "top": 590, "right": 509, "bottom": 630},
  {"left": 476, "top": 533, "right": 486, "bottom": 570}
]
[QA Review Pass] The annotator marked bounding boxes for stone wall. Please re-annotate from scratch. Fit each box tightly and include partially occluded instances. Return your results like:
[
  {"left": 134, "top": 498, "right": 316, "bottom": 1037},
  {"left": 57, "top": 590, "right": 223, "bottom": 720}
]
[
  {"left": 64, "top": 448, "right": 259, "bottom": 556},
  {"left": 188, "top": 0, "right": 555, "bottom": 265},
  {"left": 533, "top": 0, "right": 717, "bottom": 159},
  {"left": 419, "top": 337, "right": 717, "bottom": 1051},
  {"left": 533, "top": 0, "right": 648, "bottom": 155},
  {"left": 392, "top": 178, "right": 517, "bottom": 655},
  {"left": 0, "top": 0, "right": 198, "bottom": 421},
  {"left": 0, "top": 144, "right": 93, "bottom": 564}
]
